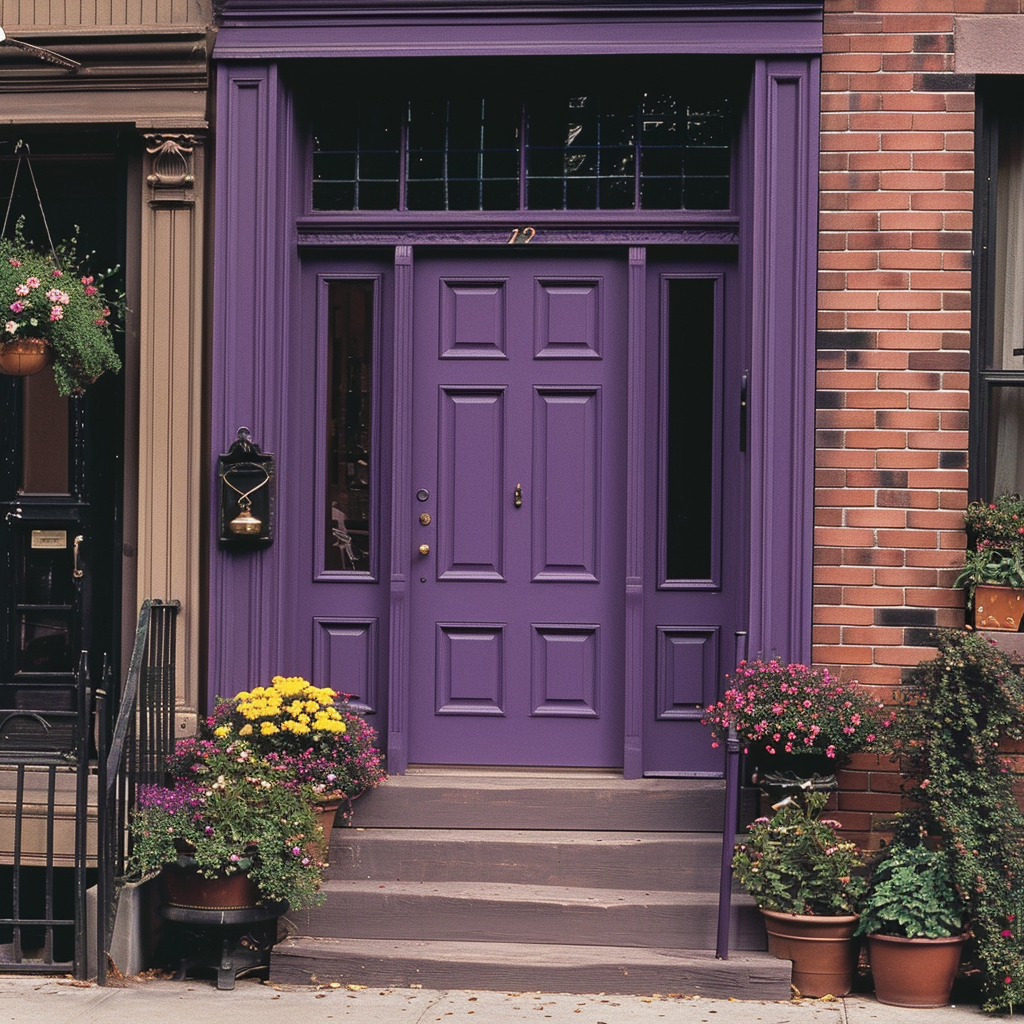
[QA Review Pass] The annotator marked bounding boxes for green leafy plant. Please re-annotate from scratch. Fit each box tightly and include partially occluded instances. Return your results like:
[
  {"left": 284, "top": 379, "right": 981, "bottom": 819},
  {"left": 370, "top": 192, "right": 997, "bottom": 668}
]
[
  {"left": 731, "top": 787, "right": 866, "bottom": 916},
  {"left": 894, "top": 629, "right": 1024, "bottom": 1013},
  {"left": 956, "top": 494, "right": 1024, "bottom": 613},
  {"left": 964, "top": 493, "right": 1024, "bottom": 551},
  {"left": 0, "top": 216, "right": 122, "bottom": 395},
  {"left": 954, "top": 549, "right": 1024, "bottom": 608},
  {"left": 856, "top": 835, "right": 964, "bottom": 940},
  {"left": 703, "top": 658, "right": 894, "bottom": 762},
  {"left": 128, "top": 740, "right": 325, "bottom": 910}
]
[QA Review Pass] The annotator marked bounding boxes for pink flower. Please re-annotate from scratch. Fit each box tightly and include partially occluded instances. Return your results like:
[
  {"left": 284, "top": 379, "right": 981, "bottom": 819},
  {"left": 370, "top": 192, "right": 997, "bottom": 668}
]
[
  {"left": 46, "top": 289, "right": 69, "bottom": 304},
  {"left": 8, "top": 258, "right": 20, "bottom": 267},
  {"left": 81, "top": 275, "right": 93, "bottom": 285},
  {"left": 1003, "top": 929, "right": 1014, "bottom": 938},
  {"left": 49, "top": 306, "right": 64, "bottom": 321},
  {"left": 84, "top": 285, "right": 97, "bottom": 296},
  {"left": 15, "top": 284, "right": 29, "bottom": 296},
  {"left": 25, "top": 277, "right": 40, "bottom": 289},
  {"left": 52, "top": 269, "right": 62, "bottom": 277},
  {"left": 4, "top": 321, "right": 16, "bottom": 334},
  {"left": 9, "top": 301, "right": 23, "bottom": 313}
]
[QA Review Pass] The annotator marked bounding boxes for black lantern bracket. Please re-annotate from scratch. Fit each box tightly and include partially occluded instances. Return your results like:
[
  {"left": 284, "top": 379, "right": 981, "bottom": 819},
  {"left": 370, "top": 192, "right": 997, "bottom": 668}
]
[{"left": 218, "top": 427, "right": 275, "bottom": 547}]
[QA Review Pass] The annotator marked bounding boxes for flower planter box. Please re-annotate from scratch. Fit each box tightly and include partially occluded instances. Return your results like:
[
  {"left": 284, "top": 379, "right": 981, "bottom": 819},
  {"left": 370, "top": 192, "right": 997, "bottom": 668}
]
[{"left": 973, "top": 585, "right": 1024, "bottom": 631}]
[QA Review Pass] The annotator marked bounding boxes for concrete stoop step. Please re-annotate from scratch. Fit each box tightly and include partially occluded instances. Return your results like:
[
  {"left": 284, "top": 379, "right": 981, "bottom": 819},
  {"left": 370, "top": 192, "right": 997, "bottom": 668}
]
[{"left": 270, "top": 771, "right": 788, "bottom": 1000}]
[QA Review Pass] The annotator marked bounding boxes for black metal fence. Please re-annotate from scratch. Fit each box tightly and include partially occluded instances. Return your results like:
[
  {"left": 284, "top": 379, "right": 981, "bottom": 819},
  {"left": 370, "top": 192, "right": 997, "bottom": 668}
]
[
  {"left": 0, "top": 652, "right": 92, "bottom": 976},
  {"left": 0, "top": 599, "right": 179, "bottom": 981},
  {"left": 96, "top": 599, "right": 179, "bottom": 984}
]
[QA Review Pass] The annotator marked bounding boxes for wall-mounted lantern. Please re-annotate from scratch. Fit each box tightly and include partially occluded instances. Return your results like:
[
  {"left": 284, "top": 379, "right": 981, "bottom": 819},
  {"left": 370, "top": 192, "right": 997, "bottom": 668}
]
[{"left": 218, "top": 427, "right": 274, "bottom": 547}]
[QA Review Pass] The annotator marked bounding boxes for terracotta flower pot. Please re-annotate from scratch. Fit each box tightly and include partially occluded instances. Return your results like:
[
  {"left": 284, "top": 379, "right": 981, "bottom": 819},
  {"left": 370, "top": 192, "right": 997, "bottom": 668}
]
[
  {"left": 761, "top": 909, "right": 860, "bottom": 997},
  {"left": 866, "top": 932, "right": 967, "bottom": 1008},
  {"left": 160, "top": 864, "right": 262, "bottom": 910},
  {"left": 0, "top": 337, "right": 52, "bottom": 377}
]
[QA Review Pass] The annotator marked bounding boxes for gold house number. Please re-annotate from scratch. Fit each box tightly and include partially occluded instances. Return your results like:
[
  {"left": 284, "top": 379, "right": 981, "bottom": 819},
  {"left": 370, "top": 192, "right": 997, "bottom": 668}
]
[{"left": 507, "top": 226, "right": 536, "bottom": 245}]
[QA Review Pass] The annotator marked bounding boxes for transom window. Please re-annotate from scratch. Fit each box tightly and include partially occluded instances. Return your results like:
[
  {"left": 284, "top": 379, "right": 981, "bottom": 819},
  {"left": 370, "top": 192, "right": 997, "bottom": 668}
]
[{"left": 306, "top": 58, "right": 745, "bottom": 213}]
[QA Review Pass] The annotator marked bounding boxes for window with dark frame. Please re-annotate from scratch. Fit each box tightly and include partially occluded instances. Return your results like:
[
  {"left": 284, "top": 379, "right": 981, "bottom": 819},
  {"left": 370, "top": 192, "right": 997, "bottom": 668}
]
[
  {"left": 972, "top": 78, "right": 1024, "bottom": 500},
  {"left": 307, "top": 57, "right": 746, "bottom": 214}
]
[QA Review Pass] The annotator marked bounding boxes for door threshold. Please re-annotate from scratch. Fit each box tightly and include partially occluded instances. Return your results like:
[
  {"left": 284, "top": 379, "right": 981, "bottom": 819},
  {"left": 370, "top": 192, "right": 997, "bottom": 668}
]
[{"left": 405, "top": 764, "right": 625, "bottom": 779}]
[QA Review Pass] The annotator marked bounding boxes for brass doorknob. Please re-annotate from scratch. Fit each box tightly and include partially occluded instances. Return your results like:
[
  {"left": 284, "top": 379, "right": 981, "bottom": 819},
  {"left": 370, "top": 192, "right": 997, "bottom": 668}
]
[{"left": 419, "top": 544, "right": 430, "bottom": 556}]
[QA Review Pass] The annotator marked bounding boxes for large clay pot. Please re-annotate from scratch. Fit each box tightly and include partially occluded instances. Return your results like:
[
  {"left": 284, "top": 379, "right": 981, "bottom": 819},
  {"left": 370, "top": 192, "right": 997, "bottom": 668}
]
[
  {"left": 160, "top": 865, "right": 261, "bottom": 910},
  {"left": 866, "top": 932, "right": 967, "bottom": 1007},
  {"left": 0, "top": 337, "right": 52, "bottom": 377},
  {"left": 761, "top": 909, "right": 859, "bottom": 997}
]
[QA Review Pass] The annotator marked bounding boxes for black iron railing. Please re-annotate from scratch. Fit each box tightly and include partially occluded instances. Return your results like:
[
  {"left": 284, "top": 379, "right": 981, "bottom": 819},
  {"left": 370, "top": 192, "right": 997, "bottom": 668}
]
[
  {"left": 95, "top": 599, "right": 179, "bottom": 985},
  {"left": 0, "top": 652, "right": 92, "bottom": 977}
]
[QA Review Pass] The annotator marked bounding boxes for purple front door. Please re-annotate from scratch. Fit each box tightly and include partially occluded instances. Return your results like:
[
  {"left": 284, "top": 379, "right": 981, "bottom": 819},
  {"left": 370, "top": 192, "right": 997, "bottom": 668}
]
[
  {"left": 287, "top": 247, "right": 746, "bottom": 774},
  {"left": 408, "top": 252, "right": 627, "bottom": 766}
]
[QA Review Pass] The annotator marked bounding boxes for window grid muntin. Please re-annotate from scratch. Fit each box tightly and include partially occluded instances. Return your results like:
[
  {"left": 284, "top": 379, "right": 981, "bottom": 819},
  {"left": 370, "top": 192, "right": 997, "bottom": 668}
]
[{"left": 311, "top": 63, "right": 739, "bottom": 213}]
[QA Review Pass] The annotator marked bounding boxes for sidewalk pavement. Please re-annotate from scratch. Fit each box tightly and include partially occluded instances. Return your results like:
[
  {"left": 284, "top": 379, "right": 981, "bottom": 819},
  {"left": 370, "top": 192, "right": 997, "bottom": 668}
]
[{"left": 0, "top": 976, "right": 993, "bottom": 1024}]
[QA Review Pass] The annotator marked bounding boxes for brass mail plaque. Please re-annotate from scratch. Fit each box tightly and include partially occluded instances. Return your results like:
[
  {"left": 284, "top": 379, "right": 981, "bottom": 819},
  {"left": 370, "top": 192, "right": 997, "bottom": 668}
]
[{"left": 31, "top": 530, "right": 67, "bottom": 549}]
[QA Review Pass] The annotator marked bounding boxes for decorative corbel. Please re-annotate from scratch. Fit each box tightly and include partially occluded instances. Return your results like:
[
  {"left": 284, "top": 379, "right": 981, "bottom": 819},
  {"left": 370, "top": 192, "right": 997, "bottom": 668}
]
[{"left": 145, "top": 134, "right": 199, "bottom": 206}]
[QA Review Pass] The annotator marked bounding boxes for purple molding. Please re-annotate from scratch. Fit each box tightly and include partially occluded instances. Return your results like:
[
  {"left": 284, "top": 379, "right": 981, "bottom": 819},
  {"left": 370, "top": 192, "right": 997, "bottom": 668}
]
[
  {"left": 386, "top": 245, "right": 414, "bottom": 773},
  {"left": 214, "top": 1, "right": 822, "bottom": 58},
  {"left": 744, "top": 57, "right": 819, "bottom": 666},
  {"left": 207, "top": 64, "right": 300, "bottom": 709},
  {"left": 623, "top": 246, "right": 646, "bottom": 779}
]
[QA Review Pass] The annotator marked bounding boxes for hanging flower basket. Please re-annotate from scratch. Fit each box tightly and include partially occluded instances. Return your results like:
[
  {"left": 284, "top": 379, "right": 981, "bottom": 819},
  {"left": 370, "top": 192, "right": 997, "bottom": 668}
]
[
  {"left": 0, "top": 335, "right": 52, "bottom": 377},
  {"left": 0, "top": 145, "right": 122, "bottom": 395},
  {"left": 0, "top": 220, "right": 122, "bottom": 395}
]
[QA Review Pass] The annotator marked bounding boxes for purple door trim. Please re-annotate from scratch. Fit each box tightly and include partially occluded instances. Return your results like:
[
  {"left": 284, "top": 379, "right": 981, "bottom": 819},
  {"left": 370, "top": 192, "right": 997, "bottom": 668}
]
[
  {"left": 623, "top": 247, "right": 646, "bottom": 778},
  {"left": 207, "top": 48, "right": 821, "bottom": 774}
]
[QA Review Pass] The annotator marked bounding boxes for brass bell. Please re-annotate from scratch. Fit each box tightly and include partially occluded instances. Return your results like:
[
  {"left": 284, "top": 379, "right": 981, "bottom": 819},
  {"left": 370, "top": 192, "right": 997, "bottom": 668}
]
[{"left": 229, "top": 507, "right": 263, "bottom": 536}]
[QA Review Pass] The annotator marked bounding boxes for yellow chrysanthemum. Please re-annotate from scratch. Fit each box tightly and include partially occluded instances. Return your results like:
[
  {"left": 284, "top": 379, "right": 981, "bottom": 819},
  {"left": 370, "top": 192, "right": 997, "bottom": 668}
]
[
  {"left": 214, "top": 725, "right": 231, "bottom": 738},
  {"left": 239, "top": 723, "right": 253, "bottom": 736},
  {"left": 260, "top": 721, "right": 280, "bottom": 736}
]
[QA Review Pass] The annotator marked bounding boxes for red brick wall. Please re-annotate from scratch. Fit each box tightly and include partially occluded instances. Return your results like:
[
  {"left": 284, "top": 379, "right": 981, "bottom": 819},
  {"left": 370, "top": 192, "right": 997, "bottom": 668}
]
[{"left": 815, "top": 0, "right": 998, "bottom": 842}]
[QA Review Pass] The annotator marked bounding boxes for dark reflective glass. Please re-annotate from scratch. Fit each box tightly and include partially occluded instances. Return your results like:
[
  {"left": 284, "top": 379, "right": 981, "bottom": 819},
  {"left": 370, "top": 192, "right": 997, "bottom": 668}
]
[
  {"left": 308, "top": 58, "right": 742, "bottom": 211},
  {"left": 325, "top": 280, "right": 374, "bottom": 574},
  {"left": 666, "top": 278, "right": 715, "bottom": 581}
]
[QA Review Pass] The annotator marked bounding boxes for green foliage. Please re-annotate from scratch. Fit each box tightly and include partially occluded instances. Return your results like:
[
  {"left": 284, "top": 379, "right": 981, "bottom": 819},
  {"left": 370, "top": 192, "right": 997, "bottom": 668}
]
[
  {"left": 732, "top": 787, "right": 865, "bottom": 917},
  {"left": 957, "top": 495, "right": 1024, "bottom": 610},
  {"left": 895, "top": 629, "right": 1024, "bottom": 1013},
  {"left": 128, "top": 741, "right": 325, "bottom": 910},
  {"left": 954, "top": 549, "right": 1024, "bottom": 608},
  {"left": 964, "top": 494, "right": 1024, "bottom": 551},
  {"left": 856, "top": 835, "right": 964, "bottom": 940},
  {"left": 0, "top": 217, "right": 122, "bottom": 396}
]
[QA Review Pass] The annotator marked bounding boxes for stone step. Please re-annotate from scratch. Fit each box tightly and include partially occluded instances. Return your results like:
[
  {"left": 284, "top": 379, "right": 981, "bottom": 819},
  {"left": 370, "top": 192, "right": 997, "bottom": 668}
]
[
  {"left": 288, "top": 879, "right": 767, "bottom": 951},
  {"left": 349, "top": 771, "right": 728, "bottom": 832},
  {"left": 328, "top": 828, "right": 726, "bottom": 891},
  {"left": 270, "top": 936, "right": 791, "bottom": 1000}
]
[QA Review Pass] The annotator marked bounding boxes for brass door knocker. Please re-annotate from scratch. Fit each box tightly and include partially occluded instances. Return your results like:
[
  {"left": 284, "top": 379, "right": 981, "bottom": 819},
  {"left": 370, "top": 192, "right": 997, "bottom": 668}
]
[{"left": 220, "top": 462, "right": 272, "bottom": 535}]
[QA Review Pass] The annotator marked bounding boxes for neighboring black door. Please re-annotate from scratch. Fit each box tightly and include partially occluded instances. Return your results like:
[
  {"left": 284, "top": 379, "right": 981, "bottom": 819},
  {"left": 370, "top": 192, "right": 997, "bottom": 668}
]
[{"left": 0, "top": 138, "right": 125, "bottom": 738}]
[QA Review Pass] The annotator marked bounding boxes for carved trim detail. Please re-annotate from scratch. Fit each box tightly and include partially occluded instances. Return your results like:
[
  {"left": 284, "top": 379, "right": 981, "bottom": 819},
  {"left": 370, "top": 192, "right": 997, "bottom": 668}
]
[{"left": 145, "top": 134, "right": 198, "bottom": 200}]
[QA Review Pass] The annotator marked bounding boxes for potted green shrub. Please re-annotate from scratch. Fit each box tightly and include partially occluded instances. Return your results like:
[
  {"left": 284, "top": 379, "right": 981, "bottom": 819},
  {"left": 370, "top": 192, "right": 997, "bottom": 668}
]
[
  {"left": 128, "top": 739, "right": 325, "bottom": 912},
  {"left": 856, "top": 836, "right": 967, "bottom": 1007},
  {"left": 894, "top": 629, "right": 1024, "bottom": 1014},
  {"left": 956, "top": 494, "right": 1024, "bottom": 630},
  {"left": 731, "top": 786, "right": 866, "bottom": 997},
  {"left": 0, "top": 218, "right": 122, "bottom": 395}
]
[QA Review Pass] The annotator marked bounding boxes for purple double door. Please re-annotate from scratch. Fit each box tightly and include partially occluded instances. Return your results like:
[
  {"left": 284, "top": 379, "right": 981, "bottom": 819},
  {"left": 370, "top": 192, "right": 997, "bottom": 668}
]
[{"left": 288, "top": 246, "right": 743, "bottom": 774}]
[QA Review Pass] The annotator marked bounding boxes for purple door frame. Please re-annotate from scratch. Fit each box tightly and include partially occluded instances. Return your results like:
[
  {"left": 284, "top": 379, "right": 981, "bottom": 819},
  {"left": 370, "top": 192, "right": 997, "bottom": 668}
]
[{"left": 208, "top": 4, "right": 821, "bottom": 778}]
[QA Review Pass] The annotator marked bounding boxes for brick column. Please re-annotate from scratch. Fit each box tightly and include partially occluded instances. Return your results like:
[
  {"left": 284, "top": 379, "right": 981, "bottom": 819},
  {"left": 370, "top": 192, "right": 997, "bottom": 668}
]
[{"left": 816, "top": 0, "right": 983, "bottom": 841}]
